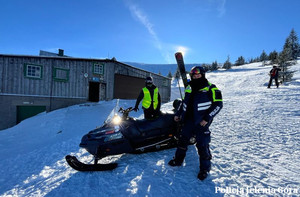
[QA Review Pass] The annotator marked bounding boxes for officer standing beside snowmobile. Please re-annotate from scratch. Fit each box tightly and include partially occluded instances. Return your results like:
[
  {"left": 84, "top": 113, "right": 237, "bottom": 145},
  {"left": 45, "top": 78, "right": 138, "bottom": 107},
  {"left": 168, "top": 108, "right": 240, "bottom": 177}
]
[
  {"left": 267, "top": 66, "right": 281, "bottom": 88},
  {"left": 134, "top": 76, "right": 161, "bottom": 119},
  {"left": 168, "top": 66, "right": 223, "bottom": 181}
]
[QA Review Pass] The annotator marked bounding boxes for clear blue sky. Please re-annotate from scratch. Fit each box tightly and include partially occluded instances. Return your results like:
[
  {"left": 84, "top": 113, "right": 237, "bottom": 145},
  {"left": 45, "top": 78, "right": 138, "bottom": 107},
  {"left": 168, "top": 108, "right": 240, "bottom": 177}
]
[{"left": 1, "top": 0, "right": 300, "bottom": 64}]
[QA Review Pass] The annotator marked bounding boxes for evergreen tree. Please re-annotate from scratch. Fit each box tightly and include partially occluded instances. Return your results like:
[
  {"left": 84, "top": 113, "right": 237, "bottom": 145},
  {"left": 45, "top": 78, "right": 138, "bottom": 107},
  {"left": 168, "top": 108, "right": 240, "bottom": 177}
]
[
  {"left": 286, "top": 28, "right": 300, "bottom": 60},
  {"left": 235, "top": 56, "right": 245, "bottom": 66},
  {"left": 277, "top": 49, "right": 296, "bottom": 82},
  {"left": 201, "top": 63, "right": 210, "bottom": 71},
  {"left": 269, "top": 50, "right": 278, "bottom": 65},
  {"left": 223, "top": 56, "right": 232, "bottom": 70},
  {"left": 282, "top": 37, "right": 293, "bottom": 61},
  {"left": 250, "top": 57, "right": 260, "bottom": 63},
  {"left": 249, "top": 58, "right": 255, "bottom": 63},
  {"left": 276, "top": 30, "right": 298, "bottom": 83},
  {"left": 174, "top": 67, "right": 181, "bottom": 79},
  {"left": 260, "top": 50, "right": 269, "bottom": 65},
  {"left": 260, "top": 50, "right": 269, "bottom": 61},
  {"left": 167, "top": 71, "right": 173, "bottom": 78},
  {"left": 211, "top": 61, "right": 218, "bottom": 71},
  {"left": 254, "top": 57, "right": 260, "bottom": 62}
]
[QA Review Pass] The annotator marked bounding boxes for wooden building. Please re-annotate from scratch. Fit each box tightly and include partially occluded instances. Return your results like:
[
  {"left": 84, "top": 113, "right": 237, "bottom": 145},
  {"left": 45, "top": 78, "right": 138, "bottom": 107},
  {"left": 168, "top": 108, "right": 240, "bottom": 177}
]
[{"left": 0, "top": 52, "right": 171, "bottom": 130}]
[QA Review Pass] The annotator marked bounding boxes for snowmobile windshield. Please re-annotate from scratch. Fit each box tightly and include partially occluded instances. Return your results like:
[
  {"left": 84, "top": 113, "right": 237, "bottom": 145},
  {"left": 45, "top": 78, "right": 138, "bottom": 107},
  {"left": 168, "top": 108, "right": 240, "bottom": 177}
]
[
  {"left": 104, "top": 99, "right": 122, "bottom": 125},
  {"left": 104, "top": 108, "right": 122, "bottom": 125}
]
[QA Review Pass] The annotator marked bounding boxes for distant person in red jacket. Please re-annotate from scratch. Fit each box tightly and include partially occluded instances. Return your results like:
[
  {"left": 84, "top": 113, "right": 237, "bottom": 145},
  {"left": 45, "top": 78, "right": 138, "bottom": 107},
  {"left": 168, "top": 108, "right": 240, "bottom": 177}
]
[{"left": 268, "top": 66, "right": 281, "bottom": 88}]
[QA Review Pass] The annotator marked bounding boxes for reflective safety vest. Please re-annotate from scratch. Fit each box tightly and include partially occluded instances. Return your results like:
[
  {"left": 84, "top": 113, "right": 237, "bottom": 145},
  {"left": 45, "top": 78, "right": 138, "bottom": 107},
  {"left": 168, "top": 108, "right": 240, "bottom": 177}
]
[
  {"left": 142, "top": 87, "right": 159, "bottom": 110},
  {"left": 184, "top": 82, "right": 222, "bottom": 102}
]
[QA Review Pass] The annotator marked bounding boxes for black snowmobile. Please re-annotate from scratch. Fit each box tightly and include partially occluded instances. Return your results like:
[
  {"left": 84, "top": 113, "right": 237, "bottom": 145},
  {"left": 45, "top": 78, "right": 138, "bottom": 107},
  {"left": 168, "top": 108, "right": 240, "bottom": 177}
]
[
  {"left": 66, "top": 52, "right": 191, "bottom": 172},
  {"left": 66, "top": 100, "right": 183, "bottom": 171}
]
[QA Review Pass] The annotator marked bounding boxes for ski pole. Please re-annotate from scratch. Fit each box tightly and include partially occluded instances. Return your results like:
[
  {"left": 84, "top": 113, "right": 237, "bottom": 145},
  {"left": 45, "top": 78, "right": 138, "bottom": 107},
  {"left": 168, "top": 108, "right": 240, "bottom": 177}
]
[{"left": 177, "top": 78, "right": 183, "bottom": 100}]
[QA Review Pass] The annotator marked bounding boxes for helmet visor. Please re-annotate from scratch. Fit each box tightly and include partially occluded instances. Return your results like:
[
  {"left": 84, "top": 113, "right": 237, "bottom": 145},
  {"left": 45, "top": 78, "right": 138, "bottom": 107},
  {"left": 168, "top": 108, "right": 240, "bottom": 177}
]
[
  {"left": 146, "top": 80, "right": 153, "bottom": 84},
  {"left": 190, "top": 67, "right": 202, "bottom": 75}
]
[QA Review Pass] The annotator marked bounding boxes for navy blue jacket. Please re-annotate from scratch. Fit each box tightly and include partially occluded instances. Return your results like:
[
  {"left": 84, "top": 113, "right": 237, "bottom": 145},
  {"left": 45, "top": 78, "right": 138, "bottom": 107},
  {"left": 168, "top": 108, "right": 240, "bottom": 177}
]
[{"left": 176, "top": 82, "right": 223, "bottom": 127}]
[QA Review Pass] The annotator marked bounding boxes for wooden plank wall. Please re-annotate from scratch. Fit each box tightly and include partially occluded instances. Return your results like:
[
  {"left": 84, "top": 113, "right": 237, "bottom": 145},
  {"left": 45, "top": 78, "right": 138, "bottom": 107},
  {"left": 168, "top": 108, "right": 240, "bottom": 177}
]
[
  {"left": 0, "top": 55, "right": 171, "bottom": 102},
  {"left": 0, "top": 56, "right": 98, "bottom": 99},
  {"left": 114, "top": 63, "right": 171, "bottom": 102}
]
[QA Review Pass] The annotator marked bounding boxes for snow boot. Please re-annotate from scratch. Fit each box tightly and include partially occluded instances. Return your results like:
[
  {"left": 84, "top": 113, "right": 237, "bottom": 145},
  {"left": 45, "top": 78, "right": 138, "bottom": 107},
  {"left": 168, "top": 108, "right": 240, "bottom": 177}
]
[
  {"left": 168, "top": 155, "right": 184, "bottom": 167},
  {"left": 168, "top": 157, "right": 183, "bottom": 166},
  {"left": 197, "top": 170, "right": 209, "bottom": 181}
]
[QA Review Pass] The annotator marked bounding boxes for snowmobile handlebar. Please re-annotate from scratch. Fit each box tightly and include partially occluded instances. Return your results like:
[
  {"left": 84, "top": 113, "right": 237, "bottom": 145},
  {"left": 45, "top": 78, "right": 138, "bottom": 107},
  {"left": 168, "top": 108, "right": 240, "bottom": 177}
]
[
  {"left": 118, "top": 107, "right": 133, "bottom": 113},
  {"left": 118, "top": 107, "right": 134, "bottom": 119}
]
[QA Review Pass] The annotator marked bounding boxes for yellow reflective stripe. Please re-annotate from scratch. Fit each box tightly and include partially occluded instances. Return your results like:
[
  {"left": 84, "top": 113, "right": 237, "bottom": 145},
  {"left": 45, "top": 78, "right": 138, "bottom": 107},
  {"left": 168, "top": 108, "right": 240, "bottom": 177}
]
[
  {"left": 185, "top": 85, "right": 192, "bottom": 93},
  {"left": 198, "top": 82, "right": 222, "bottom": 102},
  {"left": 200, "top": 87, "right": 209, "bottom": 91},
  {"left": 199, "top": 82, "right": 212, "bottom": 92},
  {"left": 153, "top": 88, "right": 159, "bottom": 110},
  {"left": 211, "top": 87, "right": 222, "bottom": 102}
]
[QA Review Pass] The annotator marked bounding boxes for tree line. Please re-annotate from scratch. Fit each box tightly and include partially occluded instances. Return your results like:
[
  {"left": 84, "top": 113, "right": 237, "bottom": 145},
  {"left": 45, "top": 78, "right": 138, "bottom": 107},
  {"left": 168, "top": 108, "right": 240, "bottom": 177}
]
[{"left": 168, "top": 28, "right": 300, "bottom": 83}]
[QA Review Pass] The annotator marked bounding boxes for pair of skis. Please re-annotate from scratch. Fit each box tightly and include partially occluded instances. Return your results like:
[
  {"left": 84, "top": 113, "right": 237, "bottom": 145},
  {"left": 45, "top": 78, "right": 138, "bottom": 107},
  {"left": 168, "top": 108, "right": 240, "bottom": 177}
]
[{"left": 66, "top": 52, "right": 187, "bottom": 172}]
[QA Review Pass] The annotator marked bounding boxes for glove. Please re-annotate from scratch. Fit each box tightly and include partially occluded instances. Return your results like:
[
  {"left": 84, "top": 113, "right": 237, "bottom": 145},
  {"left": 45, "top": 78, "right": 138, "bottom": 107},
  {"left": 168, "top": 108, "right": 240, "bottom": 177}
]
[
  {"left": 174, "top": 115, "right": 181, "bottom": 122},
  {"left": 133, "top": 107, "right": 139, "bottom": 112}
]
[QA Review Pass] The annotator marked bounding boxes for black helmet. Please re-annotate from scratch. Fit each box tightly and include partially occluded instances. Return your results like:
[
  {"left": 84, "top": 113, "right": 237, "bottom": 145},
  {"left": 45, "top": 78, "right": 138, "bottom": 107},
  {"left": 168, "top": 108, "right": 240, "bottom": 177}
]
[
  {"left": 145, "top": 76, "right": 153, "bottom": 85},
  {"left": 190, "top": 66, "right": 206, "bottom": 76}
]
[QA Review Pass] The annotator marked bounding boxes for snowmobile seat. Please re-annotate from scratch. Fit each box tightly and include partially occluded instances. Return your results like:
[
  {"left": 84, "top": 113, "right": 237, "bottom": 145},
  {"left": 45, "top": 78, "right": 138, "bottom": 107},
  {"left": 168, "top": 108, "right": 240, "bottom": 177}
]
[
  {"left": 123, "top": 112, "right": 176, "bottom": 139},
  {"left": 135, "top": 112, "right": 175, "bottom": 133}
]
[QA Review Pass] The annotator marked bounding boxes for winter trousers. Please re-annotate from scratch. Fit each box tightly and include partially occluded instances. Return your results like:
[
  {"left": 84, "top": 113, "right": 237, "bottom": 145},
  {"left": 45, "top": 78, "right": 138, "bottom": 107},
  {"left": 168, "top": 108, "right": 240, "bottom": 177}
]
[
  {"left": 268, "top": 77, "right": 279, "bottom": 88},
  {"left": 175, "top": 119, "right": 212, "bottom": 172},
  {"left": 143, "top": 108, "right": 161, "bottom": 120}
]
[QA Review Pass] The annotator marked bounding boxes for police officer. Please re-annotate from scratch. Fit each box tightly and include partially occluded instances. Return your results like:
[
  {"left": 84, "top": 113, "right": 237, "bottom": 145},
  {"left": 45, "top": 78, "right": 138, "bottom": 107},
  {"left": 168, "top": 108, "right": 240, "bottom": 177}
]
[
  {"left": 134, "top": 76, "right": 161, "bottom": 119},
  {"left": 168, "top": 66, "right": 223, "bottom": 181}
]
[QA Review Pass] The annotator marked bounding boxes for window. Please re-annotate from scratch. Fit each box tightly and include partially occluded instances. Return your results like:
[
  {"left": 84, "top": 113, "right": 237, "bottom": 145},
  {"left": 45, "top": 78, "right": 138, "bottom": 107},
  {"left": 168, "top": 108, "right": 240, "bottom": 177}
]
[
  {"left": 93, "top": 63, "right": 104, "bottom": 75},
  {"left": 53, "top": 67, "right": 70, "bottom": 82},
  {"left": 24, "top": 64, "right": 43, "bottom": 79}
]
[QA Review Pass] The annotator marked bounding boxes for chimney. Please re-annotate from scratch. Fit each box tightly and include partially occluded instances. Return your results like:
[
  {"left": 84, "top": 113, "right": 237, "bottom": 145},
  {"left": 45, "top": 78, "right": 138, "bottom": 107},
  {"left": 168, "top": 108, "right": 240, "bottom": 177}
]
[{"left": 58, "top": 49, "right": 64, "bottom": 56}]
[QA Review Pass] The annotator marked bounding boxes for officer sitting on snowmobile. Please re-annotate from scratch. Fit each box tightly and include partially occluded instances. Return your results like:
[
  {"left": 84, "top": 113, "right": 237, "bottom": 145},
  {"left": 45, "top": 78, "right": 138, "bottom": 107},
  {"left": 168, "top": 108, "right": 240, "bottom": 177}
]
[
  {"left": 134, "top": 76, "right": 162, "bottom": 120},
  {"left": 168, "top": 66, "right": 223, "bottom": 181}
]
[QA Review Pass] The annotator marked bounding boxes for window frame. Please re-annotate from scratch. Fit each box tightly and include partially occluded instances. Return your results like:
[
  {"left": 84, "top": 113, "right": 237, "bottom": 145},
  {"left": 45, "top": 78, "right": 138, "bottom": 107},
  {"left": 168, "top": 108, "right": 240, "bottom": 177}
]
[
  {"left": 93, "top": 63, "right": 104, "bottom": 75},
  {"left": 52, "top": 67, "right": 70, "bottom": 82},
  {"left": 24, "top": 63, "right": 43, "bottom": 79}
]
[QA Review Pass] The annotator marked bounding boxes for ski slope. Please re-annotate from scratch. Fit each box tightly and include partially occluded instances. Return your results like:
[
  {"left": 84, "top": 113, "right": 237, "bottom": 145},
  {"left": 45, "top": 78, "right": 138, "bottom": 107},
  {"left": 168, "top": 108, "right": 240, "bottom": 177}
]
[{"left": 0, "top": 62, "right": 299, "bottom": 197}]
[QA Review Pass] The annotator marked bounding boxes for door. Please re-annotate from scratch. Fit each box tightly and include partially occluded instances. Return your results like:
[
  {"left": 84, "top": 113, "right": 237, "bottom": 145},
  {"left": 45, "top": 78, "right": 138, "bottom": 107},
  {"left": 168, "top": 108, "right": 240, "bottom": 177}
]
[
  {"left": 89, "top": 82, "right": 100, "bottom": 102},
  {"left": 114, "top": 74, "right": 144, "bottom": 99},
  {"left": 17, "top": 106, "right": 46, "bottom": 124}
]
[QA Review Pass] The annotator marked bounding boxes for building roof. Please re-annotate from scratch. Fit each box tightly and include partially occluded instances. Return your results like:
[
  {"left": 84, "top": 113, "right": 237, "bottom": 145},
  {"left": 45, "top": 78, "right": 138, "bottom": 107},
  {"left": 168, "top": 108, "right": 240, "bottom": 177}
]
[{"left": 0, "top": 53, "right": 171, "bottom": 80}]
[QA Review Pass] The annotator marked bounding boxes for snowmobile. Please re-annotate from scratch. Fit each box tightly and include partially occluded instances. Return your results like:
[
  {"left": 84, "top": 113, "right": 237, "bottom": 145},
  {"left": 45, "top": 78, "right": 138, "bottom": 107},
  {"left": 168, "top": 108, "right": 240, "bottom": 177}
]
[
  {"left": 66, "top": 52, "right": 191, "bottom": 172},
  {"left": 66, "top": 100, "right": 183, "bottom": 171}
]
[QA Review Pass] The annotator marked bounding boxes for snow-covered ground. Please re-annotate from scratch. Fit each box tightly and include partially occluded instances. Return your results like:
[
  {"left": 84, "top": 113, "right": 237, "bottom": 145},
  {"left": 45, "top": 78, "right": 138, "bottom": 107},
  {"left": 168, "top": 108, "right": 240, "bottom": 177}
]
[{"left": 0, "top": 62, "right": 299, "bottom": 197}]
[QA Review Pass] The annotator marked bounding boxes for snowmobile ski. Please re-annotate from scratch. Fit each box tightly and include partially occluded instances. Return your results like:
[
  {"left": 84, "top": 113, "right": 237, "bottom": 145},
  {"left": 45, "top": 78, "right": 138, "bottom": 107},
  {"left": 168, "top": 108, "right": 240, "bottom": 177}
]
[
  {"left": 65, "top": 155, "right": 118, "bottom": 171},
  {"left": 175, "top": 52, "right": 188, "bottom": 88}
]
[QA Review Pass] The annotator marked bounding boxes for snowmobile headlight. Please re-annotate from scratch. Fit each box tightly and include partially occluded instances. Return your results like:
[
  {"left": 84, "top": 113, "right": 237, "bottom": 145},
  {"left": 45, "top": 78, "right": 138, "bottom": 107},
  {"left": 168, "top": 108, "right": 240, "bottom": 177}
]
[
  {"left": 104, "top": 132, "right": 123, "bottom": 142},
  {"left": 112, "top": 115, "right": 122, "bottom": 125}
]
